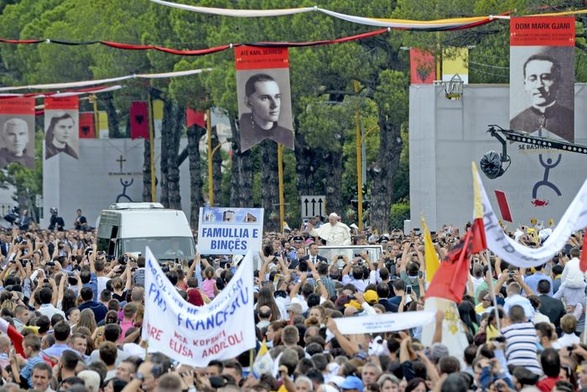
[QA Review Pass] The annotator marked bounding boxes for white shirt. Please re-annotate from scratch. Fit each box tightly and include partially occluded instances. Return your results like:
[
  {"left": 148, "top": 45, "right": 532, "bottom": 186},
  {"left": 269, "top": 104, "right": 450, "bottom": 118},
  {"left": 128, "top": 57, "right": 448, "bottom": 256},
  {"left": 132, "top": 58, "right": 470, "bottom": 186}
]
[
  {"left": 553, "top": 333, "right": 580, "bottom": 349},
  {"left": 310, "top": 222, "right": 351, "bottom": 246},
  {"left": 532, "top": 311, "right": 550, "bottom": 325},
  {"left": 37, "top": 304, "right": 65, "bottom": 319},
  {"left": 561, "top": 257, "right": 587, "bottom": 289},
  {"left": 97, "top": 276, "right": 111, "bottom": 295},
  {"left": 503, "top": 294, "right": 534, "bottom": 319}
]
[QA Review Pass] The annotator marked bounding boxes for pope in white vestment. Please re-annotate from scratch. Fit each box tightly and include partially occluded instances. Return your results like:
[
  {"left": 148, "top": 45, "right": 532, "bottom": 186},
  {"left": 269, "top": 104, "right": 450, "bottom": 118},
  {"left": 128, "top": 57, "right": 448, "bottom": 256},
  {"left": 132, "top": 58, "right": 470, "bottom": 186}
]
[{"left": 309, "top": 212, "right": 352, "bottom": 246}]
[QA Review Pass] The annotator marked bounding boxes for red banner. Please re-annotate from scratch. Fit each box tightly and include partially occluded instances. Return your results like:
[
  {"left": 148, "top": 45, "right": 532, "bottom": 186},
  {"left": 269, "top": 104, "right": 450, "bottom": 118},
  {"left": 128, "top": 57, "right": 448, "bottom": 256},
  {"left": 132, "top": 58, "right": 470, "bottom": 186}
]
[
  {"left": 45, "top": 96, "right": 79, "bottom": 110},
  {"left": 187, "top": 109, "right": 206, "bottom": 129},
  {"left": 510, "top": 16, "right": 575, "bottom": 46},
  {"left": 0, "top": 97, "right": 35, "bottom": 115},
  {"left": 410, "top": 49, "right": 435, "bottom": 84},
  {"left": 235, "top": 46, "right": 289, "bottom": 71},
  {"left": 130, "top": 101, "right": 149, "bottom": 140},
  {"left": 79, "top": 112, "right": 95, "bottom": 139}
]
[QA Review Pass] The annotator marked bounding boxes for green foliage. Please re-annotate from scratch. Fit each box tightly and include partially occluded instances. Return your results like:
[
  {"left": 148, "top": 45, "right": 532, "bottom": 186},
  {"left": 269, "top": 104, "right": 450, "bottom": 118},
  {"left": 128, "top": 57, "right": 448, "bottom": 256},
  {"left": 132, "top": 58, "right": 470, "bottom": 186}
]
[
  {"left": 389, "top": 200, "right": 410, "bottom": 230},
  {"left": 2, "top": 0, "right": 587, "bottom": 227}
]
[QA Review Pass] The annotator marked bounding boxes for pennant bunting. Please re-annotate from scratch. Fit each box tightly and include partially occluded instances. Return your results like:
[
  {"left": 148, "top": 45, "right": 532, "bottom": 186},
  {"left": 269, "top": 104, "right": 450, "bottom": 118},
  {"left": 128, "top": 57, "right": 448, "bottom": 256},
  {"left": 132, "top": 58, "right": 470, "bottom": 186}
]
[
  {"left": 79, "top": 112, "right": 95, "bottom": 139},
  {"left": 410, "top": 49, "right": 436, "bottom": 84},
  {"left": 186, "top": 109, "right": 206, "bottom": 129},
  {"left": 130, "top": 102, "right": 150, "bottom": 140}
]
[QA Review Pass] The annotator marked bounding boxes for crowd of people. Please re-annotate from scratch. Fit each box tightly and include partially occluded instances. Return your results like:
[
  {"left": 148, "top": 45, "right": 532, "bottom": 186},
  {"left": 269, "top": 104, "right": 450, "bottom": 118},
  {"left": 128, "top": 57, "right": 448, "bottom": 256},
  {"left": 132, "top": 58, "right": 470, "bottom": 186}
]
[{"left": 0, "top": 212, "right": 584, "bottom": 392}]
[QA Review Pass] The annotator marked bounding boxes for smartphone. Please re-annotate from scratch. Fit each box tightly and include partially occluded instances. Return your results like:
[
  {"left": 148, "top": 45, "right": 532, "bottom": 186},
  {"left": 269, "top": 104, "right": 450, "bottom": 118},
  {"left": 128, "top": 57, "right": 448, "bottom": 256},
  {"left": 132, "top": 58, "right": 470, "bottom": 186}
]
[{"left": 406, "top": 285, "right": 412, "bottom": 295}]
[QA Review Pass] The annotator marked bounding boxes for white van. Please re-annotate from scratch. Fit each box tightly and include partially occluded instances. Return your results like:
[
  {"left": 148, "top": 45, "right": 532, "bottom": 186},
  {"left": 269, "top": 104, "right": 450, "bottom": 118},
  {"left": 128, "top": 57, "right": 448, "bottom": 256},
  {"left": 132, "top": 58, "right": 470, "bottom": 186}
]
[{"left": 97, "top": 202, "right": 195, "bottom": 261}]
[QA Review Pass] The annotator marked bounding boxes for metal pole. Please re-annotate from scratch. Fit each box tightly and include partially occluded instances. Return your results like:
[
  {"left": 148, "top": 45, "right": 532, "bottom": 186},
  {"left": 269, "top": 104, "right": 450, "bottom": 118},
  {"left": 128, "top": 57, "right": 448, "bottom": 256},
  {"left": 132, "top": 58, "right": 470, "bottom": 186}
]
[
  {"left": 148, "top": 94, "right": 156, "bottom": 202},
  {"left": 484, "top": 250, "right": 501, "bottom": 332},
  {"left": 354, "top": 81, "right": 363, "bottom": 232},
  {"left": 206, "top": 109, "right": 214, "bottom": 206},
  {"left": 361, "top": 118, "right": 366, "bottom": 187},
  {"left": 278, "top": 144, "right": 285, "bottom": 234},
  {"left": 90, "top": 95, "right": 99, "bottom": 139}
]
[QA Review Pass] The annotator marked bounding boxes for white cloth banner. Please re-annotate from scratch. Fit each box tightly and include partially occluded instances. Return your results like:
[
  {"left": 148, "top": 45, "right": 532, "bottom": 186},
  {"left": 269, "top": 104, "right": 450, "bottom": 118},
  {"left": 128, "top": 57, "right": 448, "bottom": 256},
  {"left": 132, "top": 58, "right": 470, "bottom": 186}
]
[
  {"left": 149, "top": 0, "right": 507, "bottom": 28},
  {"left": 0, "top": 85, "right": 123, "bottom": 98},
  {"left": 142, "top": 247, "right": 256, "bottom": 366},
  {"left": 149, "top": 0, "right": 315, "bottom": 17},
  {"left": 0, "top": 68, "right": 212, "bottom": 92},
  {"left": 478, "top": 171, "right": 587, "bottom": 268},
  {"left": 198, "top": 207, "right": 264, "bottom": 255},
  {"left": 333, "top": 311, "right": 435, "bottom": 334}
]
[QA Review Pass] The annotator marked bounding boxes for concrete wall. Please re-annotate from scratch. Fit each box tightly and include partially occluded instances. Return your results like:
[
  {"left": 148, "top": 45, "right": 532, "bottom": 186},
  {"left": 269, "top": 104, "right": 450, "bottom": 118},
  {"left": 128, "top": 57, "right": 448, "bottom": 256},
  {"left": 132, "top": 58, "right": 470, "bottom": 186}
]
[
  {"left": 409, "top": 83, "right": 587, "bottom": 231},
  {"left": 42, "top": 138, "right": 193, "bottom": 228}
]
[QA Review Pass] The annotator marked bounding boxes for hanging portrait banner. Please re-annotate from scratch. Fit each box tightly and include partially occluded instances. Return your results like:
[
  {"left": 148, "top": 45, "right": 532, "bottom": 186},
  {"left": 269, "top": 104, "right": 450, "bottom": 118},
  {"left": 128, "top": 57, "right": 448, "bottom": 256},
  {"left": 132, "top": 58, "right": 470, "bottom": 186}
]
[{"left": 235, "top": 46, "right": 294, "bottom": 152}]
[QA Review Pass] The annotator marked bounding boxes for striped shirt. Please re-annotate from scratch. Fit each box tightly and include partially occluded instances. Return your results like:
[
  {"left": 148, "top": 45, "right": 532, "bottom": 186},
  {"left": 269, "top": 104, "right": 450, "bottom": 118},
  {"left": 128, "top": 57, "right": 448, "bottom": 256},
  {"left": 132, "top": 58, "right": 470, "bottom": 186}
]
[{"left": 501, "top": 322, "right": 543, "bottom": 375}]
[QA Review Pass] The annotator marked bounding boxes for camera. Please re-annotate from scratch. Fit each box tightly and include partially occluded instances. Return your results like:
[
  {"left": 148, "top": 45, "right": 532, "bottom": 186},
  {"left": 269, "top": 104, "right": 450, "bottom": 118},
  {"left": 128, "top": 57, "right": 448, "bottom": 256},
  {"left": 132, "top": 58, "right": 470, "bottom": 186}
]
[
  {"left": 338, "top": 255, "right": 344, "bottom": 260},
  {"left": 406, "top": 286, "right": 412, "bottom": 295}
]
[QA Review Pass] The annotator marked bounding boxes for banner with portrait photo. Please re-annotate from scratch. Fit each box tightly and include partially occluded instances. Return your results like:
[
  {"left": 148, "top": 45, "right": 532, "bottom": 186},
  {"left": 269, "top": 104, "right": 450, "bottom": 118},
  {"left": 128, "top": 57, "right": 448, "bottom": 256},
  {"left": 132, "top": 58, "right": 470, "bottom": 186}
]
[
  {"left": 44, "top": 96, "right": 80, "bottom": 160},
  {"left": 198, "top": 207, "right": 264, "bottom": 255},
  {"left": 509, "top": 17, "right": 575, "bottom": 142},
  {"left": 0, "top": 98, "right": 35, "bottom": 170},
  {"left": 235, "top": 46, "right": 294, "bottom": 152}
]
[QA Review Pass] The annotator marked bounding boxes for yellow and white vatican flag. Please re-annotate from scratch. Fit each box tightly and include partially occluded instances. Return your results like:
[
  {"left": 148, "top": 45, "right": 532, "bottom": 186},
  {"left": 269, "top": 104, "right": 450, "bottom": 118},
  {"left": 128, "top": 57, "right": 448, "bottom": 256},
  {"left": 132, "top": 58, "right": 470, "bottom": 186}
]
[{"left": 421, "top": 297, "right": 470, "bottom": 368}]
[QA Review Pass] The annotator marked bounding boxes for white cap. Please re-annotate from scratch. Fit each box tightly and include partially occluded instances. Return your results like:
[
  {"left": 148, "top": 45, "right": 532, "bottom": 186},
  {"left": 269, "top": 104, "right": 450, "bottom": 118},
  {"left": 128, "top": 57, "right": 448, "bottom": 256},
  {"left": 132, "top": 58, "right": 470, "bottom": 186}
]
[{"left": 329, "top": 212, "right": 339, "bottom": 219}]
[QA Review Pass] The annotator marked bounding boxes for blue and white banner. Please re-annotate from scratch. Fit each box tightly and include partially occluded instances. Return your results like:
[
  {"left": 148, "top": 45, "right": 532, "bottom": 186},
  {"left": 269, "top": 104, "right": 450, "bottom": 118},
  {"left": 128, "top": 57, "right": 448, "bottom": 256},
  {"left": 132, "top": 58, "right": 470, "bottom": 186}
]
[
  {"left": 142, "top": 247, "right": 256, "bottom": 365},
  {"left": 198, "top": 207, "right": 264, "bottom": 255},
  {"left": 333, "top": 311, "right": 435, "bottom": 334}
]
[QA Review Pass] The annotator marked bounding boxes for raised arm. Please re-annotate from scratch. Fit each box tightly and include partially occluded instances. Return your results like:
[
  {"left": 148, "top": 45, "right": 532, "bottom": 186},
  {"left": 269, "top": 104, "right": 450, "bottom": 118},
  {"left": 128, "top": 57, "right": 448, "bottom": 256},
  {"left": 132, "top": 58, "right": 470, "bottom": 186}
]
[
  {"left": 308, "top": 262, "right": 328, "bottom": 300},
  {"left": 326, "top": 317, "right": 359, "bottom": 357}
]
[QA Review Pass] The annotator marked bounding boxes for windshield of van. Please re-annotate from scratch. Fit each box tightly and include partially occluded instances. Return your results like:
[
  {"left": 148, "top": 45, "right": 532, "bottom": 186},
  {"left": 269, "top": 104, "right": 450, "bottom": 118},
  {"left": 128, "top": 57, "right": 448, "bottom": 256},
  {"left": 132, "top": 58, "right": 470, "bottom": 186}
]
[{"left": 119, "top": 237, "right": 195, "bottom": 261}]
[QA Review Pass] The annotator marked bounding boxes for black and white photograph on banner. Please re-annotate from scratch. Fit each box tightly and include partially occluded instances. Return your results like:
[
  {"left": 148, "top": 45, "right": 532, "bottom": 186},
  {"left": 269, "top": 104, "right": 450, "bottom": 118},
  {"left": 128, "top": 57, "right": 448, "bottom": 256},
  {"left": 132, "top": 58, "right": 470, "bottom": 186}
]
[
  {"left": 0, "top": 116, "right": 35, "bottom": 169},
  {"left": 45, "top": 111, "right": 80, "bottom": 160},
  {"left": 509, "top": 46, "right": 575, "bottom": 142},
  {"left": 236, "top": 70, "right": 294, "bottom": 152}
]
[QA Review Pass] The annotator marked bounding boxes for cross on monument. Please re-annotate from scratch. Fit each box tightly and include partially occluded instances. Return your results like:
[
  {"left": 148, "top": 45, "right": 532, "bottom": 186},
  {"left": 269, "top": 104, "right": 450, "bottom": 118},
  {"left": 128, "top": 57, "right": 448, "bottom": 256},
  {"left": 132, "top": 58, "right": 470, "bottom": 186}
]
[{"left": 117, "top": 155, "right": 126, "bottom": 173}]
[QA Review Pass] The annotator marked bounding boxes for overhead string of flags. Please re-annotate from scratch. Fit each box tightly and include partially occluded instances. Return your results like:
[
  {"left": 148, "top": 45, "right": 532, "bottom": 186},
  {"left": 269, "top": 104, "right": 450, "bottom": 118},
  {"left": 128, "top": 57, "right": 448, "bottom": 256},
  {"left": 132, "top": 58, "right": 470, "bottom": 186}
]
[{"left": 0, "top": 5, "right": 583, "bottom": 59}]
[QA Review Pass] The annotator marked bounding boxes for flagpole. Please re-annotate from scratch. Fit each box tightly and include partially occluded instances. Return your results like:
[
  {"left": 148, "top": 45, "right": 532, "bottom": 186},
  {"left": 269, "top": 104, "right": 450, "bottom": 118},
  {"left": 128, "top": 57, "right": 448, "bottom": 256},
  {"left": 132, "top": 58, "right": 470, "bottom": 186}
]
[
  {"left": 148, "top": 93, "right": 156, "bottom": 202},
  {"left": 484, "top": 250, "right": 501, "bottom": 332},
  {"left": 584, "top": 301, "right": 587, "bottom": 345},
  {"left": 354, "top": 80, "right": 363, "bottom": 232}
]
